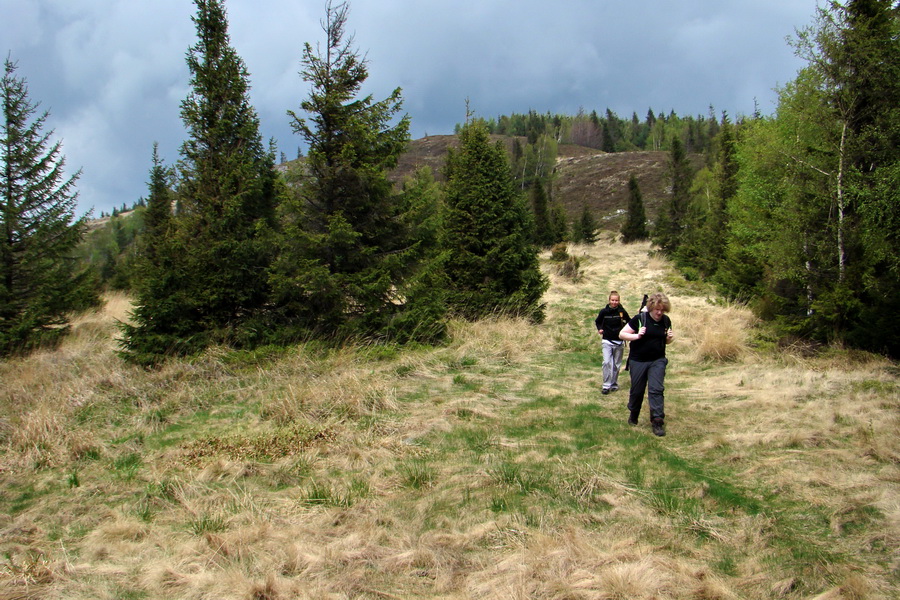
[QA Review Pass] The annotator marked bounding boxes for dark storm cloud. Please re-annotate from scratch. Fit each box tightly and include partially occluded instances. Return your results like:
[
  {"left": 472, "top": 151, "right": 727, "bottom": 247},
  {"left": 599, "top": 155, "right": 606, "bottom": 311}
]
[{"left": 0, "top": 0, "right": 818, "bottom": 216}]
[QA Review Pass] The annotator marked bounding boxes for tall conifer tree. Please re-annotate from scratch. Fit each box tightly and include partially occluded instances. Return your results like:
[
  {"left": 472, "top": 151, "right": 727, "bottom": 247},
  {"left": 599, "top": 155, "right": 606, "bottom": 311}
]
[
  {"left": 576, "top": 205, "right": 598, "bottom": 244},
  {"left": 442, "top": 118, "right": 548, "bottom": 322},
  {"left": 270, "top": 0, "right": 445, "bottom": 342},
  {"left": 675, "top": 117, "right": 737, "bottom": 276},
  {"left": 621, "top": 175, "right": 649, "bottom": 243},
  {"left": 653, "top": 136, "right": 693, "bottom": 254},
  {"left": 121, "top": 0, "right": 279, "bottom": 362},
  {"left": 141, "top": 143, "right": 172, "bottom": 264},
  {"left": 530, "top": 181, "right": 553, "bottom": 247},
  {"left": 814, "top": 0, "right": 900, "bottom": 351},
  {"left": 548, "top": 201, "right": 569, "bottom": 245},
  {"left": 1, "top": 57, "right": 97, "bottom": 355},
  {"left": 702, "top": 117, "right": 738, "bottom": 274}
]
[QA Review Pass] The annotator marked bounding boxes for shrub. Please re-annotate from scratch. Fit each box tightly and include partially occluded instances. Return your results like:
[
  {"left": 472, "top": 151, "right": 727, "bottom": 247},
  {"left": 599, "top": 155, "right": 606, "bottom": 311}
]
[
  {"left": 555, "top": 255, "right": 581, "bottom": 281},
  {"left": 550, "top": 242, "right": 569, "bottom": 262}
]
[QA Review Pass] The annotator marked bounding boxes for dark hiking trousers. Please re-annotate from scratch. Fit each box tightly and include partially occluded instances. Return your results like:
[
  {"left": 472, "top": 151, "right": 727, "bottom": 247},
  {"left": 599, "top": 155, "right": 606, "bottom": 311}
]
[{"left": 627, "top": 357, "right": 667, "bottom": 421}]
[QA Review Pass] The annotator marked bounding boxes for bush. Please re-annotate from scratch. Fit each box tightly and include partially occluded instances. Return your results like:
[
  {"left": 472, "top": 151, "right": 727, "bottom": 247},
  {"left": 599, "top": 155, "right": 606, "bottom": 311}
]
[
  {"left": 555, "top": 255, "right": 581, "bottom": 282},
  {"left": 550, "top": 243, "right": 569, "bottom": 262}
]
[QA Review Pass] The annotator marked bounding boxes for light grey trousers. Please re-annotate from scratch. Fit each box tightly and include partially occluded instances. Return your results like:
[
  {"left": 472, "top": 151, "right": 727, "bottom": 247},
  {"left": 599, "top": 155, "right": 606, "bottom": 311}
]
[
  {"left": 601, "top": 339, "right": 625, "bottom": 391},
  {"left": 627, "top": 357, "right": 668, "bottom": 421}
]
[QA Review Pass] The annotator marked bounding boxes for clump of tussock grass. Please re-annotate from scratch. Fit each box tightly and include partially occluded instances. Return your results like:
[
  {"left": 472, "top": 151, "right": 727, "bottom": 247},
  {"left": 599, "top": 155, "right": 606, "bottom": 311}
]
[
  {"left": 0, "top": 551, "right": 57, "bottom": 587},
  {"left": 261, "top": 367, "right": 398, "bottom": 426},
  {"left": 5, "top": 404, "right": 83, "bottom": 470},
  {"left": 445, "top": 316, "right": 544, "bottom": 367},
  {"left": 548, "top": 243, "right": 582, "bottom": 282},
  {"left": 397, "top": 458, "right": 436, "bottom": 489},
  {"left": 554, "top": 255, "right": 581, "bottom": 281},
  {"left": 596, "top": 557, "right": 676, "bottom": 599},
  {"left": 84, "top": 514, "right": 149, "bottom": 545},
  {"left": 549, "top": 242, "right": 570, "bottom": 262},
  {"left": 674, "top": 302, "right": 755, "bottom": 363},
  {"left": 181, "top": 422, "right": 331, "bottom": 465},
  {"left": 254, "top": 342, "right": 404, "bottom": 427}
]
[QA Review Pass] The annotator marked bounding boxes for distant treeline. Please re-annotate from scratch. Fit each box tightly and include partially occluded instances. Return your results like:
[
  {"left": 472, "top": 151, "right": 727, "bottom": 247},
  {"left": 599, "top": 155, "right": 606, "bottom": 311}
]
[{"left": 458, "top": 106, "right": 740, "bottom": 155}]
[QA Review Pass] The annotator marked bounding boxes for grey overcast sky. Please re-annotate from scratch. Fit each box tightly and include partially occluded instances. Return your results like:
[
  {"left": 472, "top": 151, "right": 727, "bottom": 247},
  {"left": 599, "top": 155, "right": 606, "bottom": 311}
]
[{"left": 1, "top": 0, "right": 820, "bottom": 217}]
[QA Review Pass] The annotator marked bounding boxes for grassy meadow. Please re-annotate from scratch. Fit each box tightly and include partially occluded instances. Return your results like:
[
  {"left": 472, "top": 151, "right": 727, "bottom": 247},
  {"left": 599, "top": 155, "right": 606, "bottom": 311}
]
[{"left": 1, "top": 240, "right": 898, "bottom": 599}]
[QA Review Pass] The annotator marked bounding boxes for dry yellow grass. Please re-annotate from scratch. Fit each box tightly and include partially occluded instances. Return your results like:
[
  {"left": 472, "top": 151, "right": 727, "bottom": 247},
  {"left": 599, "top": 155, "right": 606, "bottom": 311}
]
[{"left": 1, "top": 244, "right": 898, "bottom": 600}]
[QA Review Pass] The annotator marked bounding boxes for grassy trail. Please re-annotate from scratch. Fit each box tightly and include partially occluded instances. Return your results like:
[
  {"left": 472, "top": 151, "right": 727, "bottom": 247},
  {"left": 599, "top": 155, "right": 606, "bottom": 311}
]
[{"left": 1, "top": 241, "right": 898, "bottom": 599}]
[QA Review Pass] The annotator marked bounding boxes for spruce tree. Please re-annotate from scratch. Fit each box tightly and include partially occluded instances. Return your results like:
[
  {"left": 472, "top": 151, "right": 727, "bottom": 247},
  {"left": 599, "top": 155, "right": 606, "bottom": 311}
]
[
  {"left": 548, "top": 201, "right": 569, "bottom": 245},
  {"left": 530, "top": 181, "right": 553, "bottom": 247},
  {"left": 1, "top": 57, "right": 97, "bottom": 355},
  {"left": 700, "top": 117, "right": 738, "bottom": 274},
  {"left": 653, "top": 136, "right": 693, "bottom": 254},
  {"left": 841, "top": 0, "right": 900, "bottom": 355},
  {"left": 269, "top": 0, "right": 444, "bottom": 342},
  {"left": 141, "top": 143, "right": 172, "bottom": 263},
  {"left": 121, "top": 0, "right": 279, "bottom": 362},
  {"left": 621, "top": 175, "right": 649, "bottom": 242},
  {"left": 119, "top": 144, "right": 183, "bottom": 363},
  {"left": 577, "top": 205, "right": 598, "bottom": 244},
  {"left": 442, "top": 118, "right": 548, "bottom": 322},
  {"left": 675, "top": 117, "right": 738, "bottom": 277}
]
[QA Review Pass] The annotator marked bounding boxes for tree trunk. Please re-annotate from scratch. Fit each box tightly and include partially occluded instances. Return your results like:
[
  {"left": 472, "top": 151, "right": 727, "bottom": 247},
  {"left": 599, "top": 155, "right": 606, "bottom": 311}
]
[{"left": 836, "top": 121, "right": 847, "bottom": 282}]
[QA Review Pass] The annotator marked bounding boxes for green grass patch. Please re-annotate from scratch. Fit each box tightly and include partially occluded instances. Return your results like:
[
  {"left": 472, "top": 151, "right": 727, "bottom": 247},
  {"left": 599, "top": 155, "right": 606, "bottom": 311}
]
[
  {"left": 456, "top": 385, "right": 852, "bottom": 590},
  {"left": 5, "top": 482, "right": 43, "bottom": 515},
  {"left": 220, "top": 344, "right": 291, "bottom": 369},
  {"left": 713, "top": 550, "right": 738, "bottom": 576},
  {"left": 399, "top": 459, "right": 436, "bottom": 490},
  {"left": 187, "top": 512, "right": 228, "bottom": 535},
  {"left": 852, "top": 379, "right": 898, "bottom": 394},
  {"left": 441, "top": 426, "right": 497, "bottom": 456},
  {"left": 269, "top": 456, "right": 315, "bottom": 490},
  {"left": 112, "top": 452, "right": 143, "bottom": 481},
  {"left": 447, "top": 355, "right": 478, "bottom": 370},
  {"left": 298, "top": 477, "right": 370, "bottom": 508}
]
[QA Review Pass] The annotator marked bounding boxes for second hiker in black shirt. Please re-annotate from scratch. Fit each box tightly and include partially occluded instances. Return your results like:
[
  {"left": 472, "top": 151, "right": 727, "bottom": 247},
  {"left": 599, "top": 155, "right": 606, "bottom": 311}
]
[{"left": 595, "top": 291, "right": 631, "bottom": 395}]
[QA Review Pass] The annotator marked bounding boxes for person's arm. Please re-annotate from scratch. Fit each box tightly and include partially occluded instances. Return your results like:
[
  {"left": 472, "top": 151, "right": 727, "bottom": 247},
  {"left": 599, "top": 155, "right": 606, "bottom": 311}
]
[
  {"left": 665, "top": 319, "right": 675, "bottom": 344},
  {"left": 619, "top": 322, "right": 644, "bottom": 341}
]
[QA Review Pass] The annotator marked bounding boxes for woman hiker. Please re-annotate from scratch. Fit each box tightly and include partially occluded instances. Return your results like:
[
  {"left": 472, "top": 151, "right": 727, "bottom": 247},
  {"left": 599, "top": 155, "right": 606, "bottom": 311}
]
[
  {"left": 618, "top": 292, "right": 675, "bottom": 436},
  {"left": 595, "top": 291, "right": 631, "bottom": 395}
]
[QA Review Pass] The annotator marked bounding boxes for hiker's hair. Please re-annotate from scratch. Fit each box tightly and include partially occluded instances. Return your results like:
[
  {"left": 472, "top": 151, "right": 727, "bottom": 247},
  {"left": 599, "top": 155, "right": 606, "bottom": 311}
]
[
  {"left": 609, "top": 290, "right": 619, "bottom": 300},
  {"left": 646, "top": 292, "right": 671, "bottom": 312}
]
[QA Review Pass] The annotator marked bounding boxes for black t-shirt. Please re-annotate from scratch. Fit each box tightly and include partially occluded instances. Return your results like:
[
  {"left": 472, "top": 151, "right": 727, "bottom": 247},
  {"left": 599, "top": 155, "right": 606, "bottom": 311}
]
[{"left": 626, "top": 312, "right": 671, "bottom": 362}]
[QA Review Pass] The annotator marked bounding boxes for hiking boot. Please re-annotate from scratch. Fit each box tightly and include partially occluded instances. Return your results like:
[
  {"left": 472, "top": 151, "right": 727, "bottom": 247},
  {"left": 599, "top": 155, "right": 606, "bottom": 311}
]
[
  {"left": 628, "top": 411, "right": 639, "bottom": 426},
  {"left": 652, "top": 418, "right": 666, "bottom": 437},
  {"left": 601, "top": 388, "right": 610, "bottom": 395}
]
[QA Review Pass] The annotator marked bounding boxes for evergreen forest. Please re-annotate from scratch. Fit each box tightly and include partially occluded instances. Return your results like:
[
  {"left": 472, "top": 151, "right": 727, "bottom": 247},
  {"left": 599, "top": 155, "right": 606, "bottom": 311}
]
[{"left": 2, "top": 0, "right": 899, "bottom": 360}]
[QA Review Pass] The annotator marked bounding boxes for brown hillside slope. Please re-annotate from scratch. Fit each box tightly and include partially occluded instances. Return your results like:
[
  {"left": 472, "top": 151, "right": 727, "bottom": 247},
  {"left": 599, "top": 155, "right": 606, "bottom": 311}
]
[
  {"left": 389, "top": 135, "right": 704, "bottom": 230},
  {"left": 552, "top": 149, "right": 673, "bottom": 226}
]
